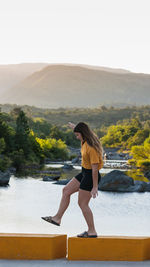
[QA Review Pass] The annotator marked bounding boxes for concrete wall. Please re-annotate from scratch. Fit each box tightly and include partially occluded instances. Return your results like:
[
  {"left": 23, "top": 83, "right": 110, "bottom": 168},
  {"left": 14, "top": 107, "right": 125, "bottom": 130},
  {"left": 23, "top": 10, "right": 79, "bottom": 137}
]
[{"left": 0, "top": 234, "right": 150, "bottom": 261}]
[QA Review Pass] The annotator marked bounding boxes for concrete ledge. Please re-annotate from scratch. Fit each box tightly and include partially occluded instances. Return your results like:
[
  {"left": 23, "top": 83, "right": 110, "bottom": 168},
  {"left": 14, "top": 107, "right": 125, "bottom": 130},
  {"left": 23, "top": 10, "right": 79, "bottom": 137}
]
[
  {"left": 67, "top": 236, "right": 150, "bottom": 261},
  {"left": 1, "top": 234, "right": 150, "bottom": 261},
  {"left": 0, "top": 233, "right": 67, "bottom": 260},
  {"left": 143, "top": 237, "right": 150, "bottom": 260}
]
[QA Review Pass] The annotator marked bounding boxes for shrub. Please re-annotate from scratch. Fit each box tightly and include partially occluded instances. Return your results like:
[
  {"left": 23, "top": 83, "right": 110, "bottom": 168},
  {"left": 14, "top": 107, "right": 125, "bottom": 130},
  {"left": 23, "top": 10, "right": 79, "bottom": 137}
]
[{"left": 137, "top": 159, "right": 150, "bottom": 171}]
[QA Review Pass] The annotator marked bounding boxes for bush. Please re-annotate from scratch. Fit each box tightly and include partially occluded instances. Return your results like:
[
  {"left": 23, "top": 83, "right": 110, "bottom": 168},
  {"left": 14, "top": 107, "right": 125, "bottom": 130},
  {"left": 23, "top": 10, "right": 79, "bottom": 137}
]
[
  {"left": 128, "top": 159, "right": 137, "bottom": 166},
  {"left": 0, "top": 156, "right": 12, "bottom": 172},
  {"left": 36, "top": 137, "right": 69, "bottom": 160},
  {"left": 137, "top": 159, "right": 150, "bottom": 171}
]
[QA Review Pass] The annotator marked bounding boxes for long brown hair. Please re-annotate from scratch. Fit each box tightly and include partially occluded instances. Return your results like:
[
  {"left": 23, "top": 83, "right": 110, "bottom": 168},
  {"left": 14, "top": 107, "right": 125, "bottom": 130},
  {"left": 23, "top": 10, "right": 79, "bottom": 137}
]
[{"left": 74, "top": 122, "right": 103, "bottom": 157}]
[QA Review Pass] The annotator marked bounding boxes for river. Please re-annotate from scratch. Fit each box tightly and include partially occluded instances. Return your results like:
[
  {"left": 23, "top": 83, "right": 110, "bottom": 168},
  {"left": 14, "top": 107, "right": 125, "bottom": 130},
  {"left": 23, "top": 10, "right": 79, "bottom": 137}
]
[{"left": 0, "top": 166, "right": 150, "bottom": 237}]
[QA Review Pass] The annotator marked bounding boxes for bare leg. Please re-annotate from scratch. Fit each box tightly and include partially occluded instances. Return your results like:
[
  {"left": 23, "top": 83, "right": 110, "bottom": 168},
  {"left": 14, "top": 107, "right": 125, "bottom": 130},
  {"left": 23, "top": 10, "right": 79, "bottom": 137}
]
[
  {"left": 51, "top": 177, "right": 80, "bottom": 225},
  {"left": 78, "top": 189, "right": 97, "bottom": 235}
]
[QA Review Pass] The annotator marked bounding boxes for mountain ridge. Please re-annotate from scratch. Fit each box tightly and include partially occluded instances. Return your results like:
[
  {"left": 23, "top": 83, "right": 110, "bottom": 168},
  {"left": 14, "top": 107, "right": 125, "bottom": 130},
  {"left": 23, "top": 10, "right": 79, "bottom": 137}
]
[{"left": 1, "top": 64, "right": 150, "bottom": 108}]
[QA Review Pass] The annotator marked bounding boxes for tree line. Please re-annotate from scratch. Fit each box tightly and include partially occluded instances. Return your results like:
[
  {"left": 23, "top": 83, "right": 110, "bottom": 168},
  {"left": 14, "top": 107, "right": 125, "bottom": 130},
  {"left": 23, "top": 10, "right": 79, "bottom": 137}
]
[
  {"left": 0, "top": 108, "right": 69, "bottom": 172},
  {"left": 101, "top": 118, "right": 150, "bottom": 170},
  {"left": 0, "top": 106, "right": 150, "bottom": 172}
]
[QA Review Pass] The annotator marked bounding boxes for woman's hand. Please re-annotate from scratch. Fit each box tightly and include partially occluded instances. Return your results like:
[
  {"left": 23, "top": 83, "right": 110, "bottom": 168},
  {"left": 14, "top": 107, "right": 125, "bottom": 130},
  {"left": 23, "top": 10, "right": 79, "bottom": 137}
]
[
  {"left": 68, "top": 122, "right": 76, "bottom": 130},
  {"left": 91, "top": 186, "right": 98, "bottom": 198}
]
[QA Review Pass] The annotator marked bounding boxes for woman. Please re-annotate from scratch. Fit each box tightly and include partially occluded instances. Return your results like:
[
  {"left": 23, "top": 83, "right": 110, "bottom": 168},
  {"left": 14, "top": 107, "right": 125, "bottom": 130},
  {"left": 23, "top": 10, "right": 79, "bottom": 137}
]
[{"left": 41, "top": 122, "right": 103, "bottom": 238}]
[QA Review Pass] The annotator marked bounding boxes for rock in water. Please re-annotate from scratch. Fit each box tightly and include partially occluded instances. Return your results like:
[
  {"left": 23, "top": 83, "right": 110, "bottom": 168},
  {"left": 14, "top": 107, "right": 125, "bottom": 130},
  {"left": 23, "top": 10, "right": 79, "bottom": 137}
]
[
  {"left": 71, "top": 157, "right": 79, "bottom": 163},
  {"left": 0, "top": 170, "right": 11, "bottom": 186},
  {"left": 99, "top": 170, "right": 134, "bottom": 192},
  {"left": 43, "top": 175, "right": 60, "bottom": 181},
  {"left": 145, "top": 182, "right": 150, "bottom": 191},
  {"left": 144, "top": 171, "right": 150, "bottom": 181},
  {"left": 62, "top": 164, "right": 74, "bottom": 169},
  {"left": 98, "top": 170, "right": 150, "bottom": 192}
]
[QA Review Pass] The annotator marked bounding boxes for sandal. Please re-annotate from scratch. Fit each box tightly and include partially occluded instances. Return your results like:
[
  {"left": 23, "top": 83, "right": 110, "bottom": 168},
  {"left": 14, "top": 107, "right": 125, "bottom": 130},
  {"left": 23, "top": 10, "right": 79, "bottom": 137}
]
[
  {"left": 41, "top": 216, "right": 60, "bottom": 226},
  {"left": 77, "top": 231, "right": 97, "bottom": 238}
]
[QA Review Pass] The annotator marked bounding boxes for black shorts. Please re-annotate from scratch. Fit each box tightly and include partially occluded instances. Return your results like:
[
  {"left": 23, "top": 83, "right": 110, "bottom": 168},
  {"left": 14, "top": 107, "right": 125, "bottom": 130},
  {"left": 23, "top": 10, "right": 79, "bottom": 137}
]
[{"left": 74, "top": 166, "right": 101, "bottom": 192}]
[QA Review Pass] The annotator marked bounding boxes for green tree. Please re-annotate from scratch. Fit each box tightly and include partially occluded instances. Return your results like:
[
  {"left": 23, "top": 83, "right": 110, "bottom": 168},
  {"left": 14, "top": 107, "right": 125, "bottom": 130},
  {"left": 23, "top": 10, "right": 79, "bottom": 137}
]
[
  {"left": 0, "top": 138, "right": 5, "bottom": 153},
  {"left": 49, "top": 125, "right": 63, "bottom": 140},
  {"left": 127, "top": 129, "right": 149, "bottom": 148},
  {"left": 0, "top": 118, "right": 15, "bottom": 152},
  {"left": 11, "top": 149, "right": 26, "bottom": 171},
  {"left": 15, "top": 110, "right": 30, "bottom": 156},
  {"left": 130, "top": 135, "right": 150, "bottom": 170},
  {"left": 101, "top": 118, "right": 141, "bottom": 148}
]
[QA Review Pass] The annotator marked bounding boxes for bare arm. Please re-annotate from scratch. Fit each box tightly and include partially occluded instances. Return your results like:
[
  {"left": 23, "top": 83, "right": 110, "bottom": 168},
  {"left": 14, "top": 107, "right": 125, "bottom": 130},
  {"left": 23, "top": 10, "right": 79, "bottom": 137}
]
[{"left": 91, "top": 163, "right": 99, "bottom": 198}]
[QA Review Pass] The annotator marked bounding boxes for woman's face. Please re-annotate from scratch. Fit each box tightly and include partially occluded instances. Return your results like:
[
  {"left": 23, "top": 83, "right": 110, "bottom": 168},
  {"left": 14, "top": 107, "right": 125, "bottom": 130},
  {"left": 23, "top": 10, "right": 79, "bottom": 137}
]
[{"left": 74, "top": 132, "right": 83, "bottom": 141}]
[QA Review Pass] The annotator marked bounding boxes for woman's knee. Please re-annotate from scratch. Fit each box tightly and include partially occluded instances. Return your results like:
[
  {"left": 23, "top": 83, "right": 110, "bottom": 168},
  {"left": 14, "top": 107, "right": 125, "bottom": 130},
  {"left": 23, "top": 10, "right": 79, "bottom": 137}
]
[
  {"left": 78, "top": 198, "right": 88, "bottom": 209},
  {"left": 62, "top": 185, "right": 73, "bottom": 197},
  {"left": 62, "top": 178, "right": 80, "bottom": 196},
  {"left": 78, "top": 191, "right": 91, "bottom": 208}
]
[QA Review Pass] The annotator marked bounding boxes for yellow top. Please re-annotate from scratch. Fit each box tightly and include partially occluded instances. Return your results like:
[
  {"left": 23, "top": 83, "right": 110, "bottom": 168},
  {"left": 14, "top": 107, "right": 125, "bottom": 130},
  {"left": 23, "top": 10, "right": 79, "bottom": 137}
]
[{"left": 81, "top": 141, "right": 103, "bottom": 170}]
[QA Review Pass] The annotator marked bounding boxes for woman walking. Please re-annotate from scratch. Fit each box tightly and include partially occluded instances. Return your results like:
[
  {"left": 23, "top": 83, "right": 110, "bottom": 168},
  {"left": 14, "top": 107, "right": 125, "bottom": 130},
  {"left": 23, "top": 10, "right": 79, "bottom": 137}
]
[{"left": 41, "top": 122, "right": 103, "bottom": 238}]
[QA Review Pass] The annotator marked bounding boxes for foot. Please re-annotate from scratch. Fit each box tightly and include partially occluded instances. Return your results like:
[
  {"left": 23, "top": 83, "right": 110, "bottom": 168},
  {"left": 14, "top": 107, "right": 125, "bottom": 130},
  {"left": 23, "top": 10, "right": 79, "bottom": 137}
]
[
  {"left": 51, "top": 216, "right": 61, "bottom": 225},
  {"left": 77, "top": 231, "right": 98, "bottom": 238},
  {"left": 41, "top": 215, "right": 61, "bottom": 226},
  {"left": 87, "top": 230, "right": 97, "bottom": 236}
]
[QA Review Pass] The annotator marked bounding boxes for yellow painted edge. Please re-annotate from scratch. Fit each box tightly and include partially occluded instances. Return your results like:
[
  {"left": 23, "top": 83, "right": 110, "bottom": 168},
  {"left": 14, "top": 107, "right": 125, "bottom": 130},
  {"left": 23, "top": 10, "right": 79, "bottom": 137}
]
[
  {"left": 0, "top": 234, "right": 67, "bottom": 260},
  {"left": 67, "top": 236, "right": 150, "bottom": 261}
]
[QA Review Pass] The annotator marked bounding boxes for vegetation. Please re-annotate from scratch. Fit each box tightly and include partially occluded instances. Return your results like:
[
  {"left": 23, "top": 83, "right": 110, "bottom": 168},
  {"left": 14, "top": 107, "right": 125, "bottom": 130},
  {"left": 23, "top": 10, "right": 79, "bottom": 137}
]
[
  {"left": 101, "top": 118, "right": 150, "bottom": 149},
  {"left": 0, "top": 104, "right": 150, "bottom": 172},
  {"left": 129, "top": 136, "right": 150, "bottom": 171},
  {"left": 1, "top": 103, "right": 150, "bottom": 129},
  {"left": 100, "top": 117, "right": 150, "bottom": 170},
  {"left": 0, "top": 108, "right": 69, "bottom": 172}
]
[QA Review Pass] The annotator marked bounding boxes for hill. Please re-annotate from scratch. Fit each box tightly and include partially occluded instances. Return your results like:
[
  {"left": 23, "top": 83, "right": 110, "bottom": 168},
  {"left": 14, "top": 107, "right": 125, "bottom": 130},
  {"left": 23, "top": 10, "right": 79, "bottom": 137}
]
[
  {"left": 1, "top": 64, "right": 150, "bottom": 108},
  {"left": 0, "top": 63, "right": 49, "bottom": 94}
]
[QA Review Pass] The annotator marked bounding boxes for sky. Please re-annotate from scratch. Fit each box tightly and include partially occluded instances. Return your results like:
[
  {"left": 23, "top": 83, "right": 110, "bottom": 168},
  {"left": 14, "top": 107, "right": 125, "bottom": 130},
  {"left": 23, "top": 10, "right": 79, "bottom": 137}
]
[{"left": 0, "top": 0, "right": 150, "bottom": 73}]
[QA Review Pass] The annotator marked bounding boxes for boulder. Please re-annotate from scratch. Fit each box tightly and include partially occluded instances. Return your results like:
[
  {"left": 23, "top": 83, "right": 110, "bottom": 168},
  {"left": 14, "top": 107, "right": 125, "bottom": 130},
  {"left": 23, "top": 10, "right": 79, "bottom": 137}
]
[
  {"left": 62, "top": 164, "right": 74, "bottom": 170},
  {"left": 98, "top": 170, "right": 150, "bottom": 192},
  {"left": 0, "top": 170, "right": 11, "bottom": 186},
  {"left": 71, "top": 157, "right": 80, "bottom": 164},
  {"left": 43, "top": 175, "right": 60, "bottom": 181},
  {"left": 43, "top": 176, "right": 54, "bottom": 181},
  {"left": 99, "top": 170, "right": 134, "bottom": 192},
  {"left": 133, "top": 180, "right": 148, "bottom": 192},
  {"left": 145, "top": 182, "right": 150, "bottom": 192},
  {"left": 144, "top": 171, "right": 150, "bottom": 181}
]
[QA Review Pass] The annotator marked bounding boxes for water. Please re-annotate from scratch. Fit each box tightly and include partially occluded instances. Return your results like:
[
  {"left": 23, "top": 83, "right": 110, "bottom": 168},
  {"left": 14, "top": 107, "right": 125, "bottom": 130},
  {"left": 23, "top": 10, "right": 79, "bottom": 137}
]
[
  {"left": 46, "top": 164, "right": 127, "bottom": 174},
  {"left": 0, "top": 174, "right": 150, "bottom": 237}
]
